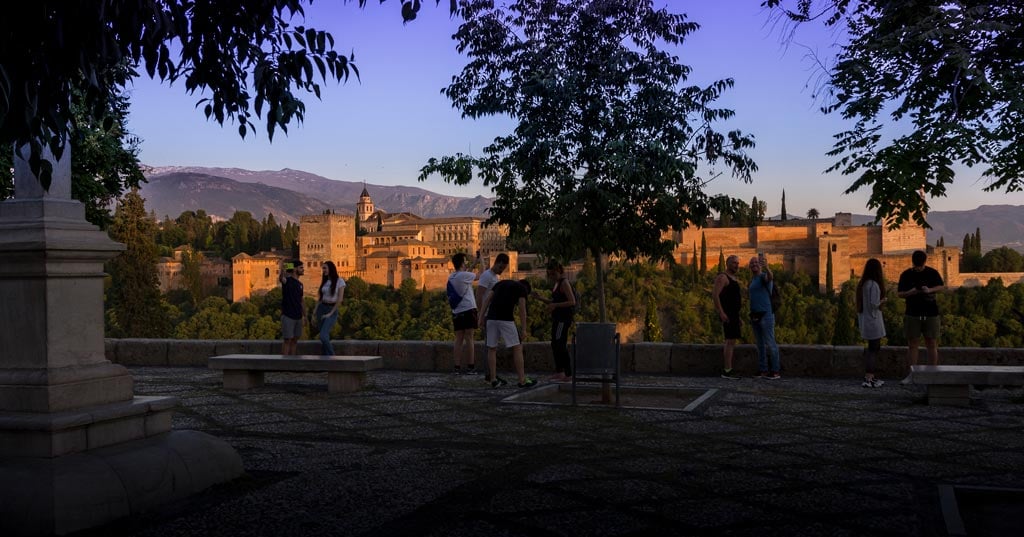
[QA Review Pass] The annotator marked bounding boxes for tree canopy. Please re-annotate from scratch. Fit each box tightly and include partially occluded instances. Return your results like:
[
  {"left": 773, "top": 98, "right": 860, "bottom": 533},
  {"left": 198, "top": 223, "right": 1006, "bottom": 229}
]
[
  {"left": 764, "top": 0, "right": 1024, "bottom": 228},
  {"left": 0, "top": 0, "right": 451, "bottom": 189},
  {"left": 420, "top": 0, "right": 756, "bottom": 320}
]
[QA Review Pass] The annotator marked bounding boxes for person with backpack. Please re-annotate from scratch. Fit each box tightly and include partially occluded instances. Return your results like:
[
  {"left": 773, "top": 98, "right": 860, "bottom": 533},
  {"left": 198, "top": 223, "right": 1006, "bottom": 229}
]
[
  {"left": 749, "top": 254, "right": 781, "bottom": 379},
  {"left": 533, "top": 260, "right": 576, "bottom": 382},
  {"left": 447, "top": 253, "right": 480, "bottom": 375}
]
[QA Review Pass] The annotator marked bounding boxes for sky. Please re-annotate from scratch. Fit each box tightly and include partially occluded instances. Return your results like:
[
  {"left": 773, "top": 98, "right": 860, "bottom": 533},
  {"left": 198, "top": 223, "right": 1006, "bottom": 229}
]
[{"left": 125, "top": 0, "right": 1022, "bottom": 217}]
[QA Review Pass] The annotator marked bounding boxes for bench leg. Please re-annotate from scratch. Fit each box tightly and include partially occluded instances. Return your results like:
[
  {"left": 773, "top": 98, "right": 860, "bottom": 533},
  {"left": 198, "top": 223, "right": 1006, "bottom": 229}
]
[
  {"left": 223, "top": 370, "right": 264, "bottom": 390},
  {"left": 328, "top": 371, "right": 366, "bottom": 393},
  {"left": 926, "top": 385, "right": 971, "bottom": 407}
]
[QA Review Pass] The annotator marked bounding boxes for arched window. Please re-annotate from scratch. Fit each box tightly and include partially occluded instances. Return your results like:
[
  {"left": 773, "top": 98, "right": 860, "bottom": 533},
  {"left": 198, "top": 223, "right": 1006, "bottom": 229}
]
[{"left": 264, "top": 268, "right": 270, "bottom": 278}]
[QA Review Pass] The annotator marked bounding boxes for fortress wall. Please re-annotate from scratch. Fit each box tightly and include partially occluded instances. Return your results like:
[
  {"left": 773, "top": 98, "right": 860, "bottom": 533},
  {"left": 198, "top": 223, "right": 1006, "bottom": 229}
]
[{"left": 954, "top": 272, "right": 1024, "bottom": 288}]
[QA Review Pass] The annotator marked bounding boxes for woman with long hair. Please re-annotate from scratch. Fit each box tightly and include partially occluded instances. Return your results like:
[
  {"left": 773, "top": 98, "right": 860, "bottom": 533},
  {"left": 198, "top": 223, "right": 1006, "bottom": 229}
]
[
  {"left": 315, "top": 261, "right": 345, "bottom": 355},
  {"left": 856, "top": 258, "right": 887, "bottom": 387},
  {"left": 534, "top": 260, "right": 576, "bottom": 382}
]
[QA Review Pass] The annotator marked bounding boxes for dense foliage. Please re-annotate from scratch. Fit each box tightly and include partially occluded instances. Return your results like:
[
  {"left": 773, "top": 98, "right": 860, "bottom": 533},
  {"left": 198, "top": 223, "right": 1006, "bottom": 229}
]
[
  {"left": 421, "top": 0, "right": 756, "bottom": 321},
  {"left": 154, "top": 209, "right": 299, "bottom": 260},
  {"left": 111, "top": 255, "right": 1024, "bottom": 349},
  {"left": 1, "top": 0, "right": 448, "bottom": 189},
  {"left": 764, "top": 1, "right": 1024, "bottom": 228}
]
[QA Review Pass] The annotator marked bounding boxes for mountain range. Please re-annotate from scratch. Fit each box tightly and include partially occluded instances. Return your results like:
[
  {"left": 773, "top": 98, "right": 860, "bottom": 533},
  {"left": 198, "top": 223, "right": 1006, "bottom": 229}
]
[
  {"left": 140, "top": 166, "right": 1024, "bottom": 252},
  {"left": 141, "top": 166, "right": 493, "bottom": 222}
]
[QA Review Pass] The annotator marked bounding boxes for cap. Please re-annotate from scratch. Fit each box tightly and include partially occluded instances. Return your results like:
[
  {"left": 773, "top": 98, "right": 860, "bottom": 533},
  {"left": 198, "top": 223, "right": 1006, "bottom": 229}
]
[{"left": 284, "top": 262, "right": 295, "bottom": 271}]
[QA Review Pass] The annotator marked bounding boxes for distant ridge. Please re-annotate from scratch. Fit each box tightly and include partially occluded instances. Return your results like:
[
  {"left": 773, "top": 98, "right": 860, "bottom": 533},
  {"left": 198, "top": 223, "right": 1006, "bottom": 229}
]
[
  {"left": 141, "top": 166, "right": 1023, "bottom": 252},
  {"left": 143, "top": 166, "right": 493, "bottom": 222}
]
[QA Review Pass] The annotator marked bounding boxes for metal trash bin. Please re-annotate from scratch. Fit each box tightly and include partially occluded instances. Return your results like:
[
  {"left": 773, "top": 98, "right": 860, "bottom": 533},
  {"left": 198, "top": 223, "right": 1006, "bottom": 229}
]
[{"left": 571, "top": 322, "right": 620, "bottom": 406}]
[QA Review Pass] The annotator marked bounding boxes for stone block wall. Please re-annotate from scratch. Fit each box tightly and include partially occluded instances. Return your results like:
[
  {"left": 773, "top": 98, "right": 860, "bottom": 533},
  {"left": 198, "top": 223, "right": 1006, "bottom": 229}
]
[{"left": 106, "top": 339, "right": 1024, "bottom": 379}]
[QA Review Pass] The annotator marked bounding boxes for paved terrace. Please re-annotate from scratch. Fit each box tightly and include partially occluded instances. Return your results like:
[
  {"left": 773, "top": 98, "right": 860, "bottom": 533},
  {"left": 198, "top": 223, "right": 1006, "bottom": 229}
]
[{"left": 75, "top": 367, "right": 1024, "bottom": 537}]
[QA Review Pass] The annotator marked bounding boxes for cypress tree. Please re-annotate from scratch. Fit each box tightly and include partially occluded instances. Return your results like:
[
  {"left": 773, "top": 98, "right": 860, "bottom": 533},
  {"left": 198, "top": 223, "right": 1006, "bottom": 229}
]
[
  {"left": 700, "top": 232, "right": 707, "bottom": 275},
  {"left": 718, "top": 247, "right": 725, "bottom": 273},
  {"left": 691, "top": 242, "right": 699, "bottom": 285},
  {"left": 643, "top": 293, "right": 662, "bottom": 342},
  {"left": 107, "top": 188, "right": 171, "bottom": 337},
  {"left": 781, "top": 189, "right": 787, "bottom": 221}
]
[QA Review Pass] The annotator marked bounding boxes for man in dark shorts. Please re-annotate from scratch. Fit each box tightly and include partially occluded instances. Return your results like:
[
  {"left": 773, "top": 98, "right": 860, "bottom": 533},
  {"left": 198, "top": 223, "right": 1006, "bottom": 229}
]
[
  {"left": 478, "top": 278, "right": 536, "bottom": 388},
  {"left": 447, "top": 253, "right": 480, "bottom": 375},
  {"left": 897, "top": 250, "right": 945, "bottom": 374},
  {"left": 280, "top": 260, "right": 304, "bottom": 355},
  {"left": 713, "top": 255, "right": 743, "bottom": 379}
]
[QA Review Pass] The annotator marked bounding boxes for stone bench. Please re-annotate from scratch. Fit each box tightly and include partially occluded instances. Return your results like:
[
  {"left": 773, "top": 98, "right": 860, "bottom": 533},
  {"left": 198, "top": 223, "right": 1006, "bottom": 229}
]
[
  {"left": 209, "top": 355, "right": 383, "bottom": 393},
  {"left": 909, "top": 365, "right": 1024, "bottom": 406}
]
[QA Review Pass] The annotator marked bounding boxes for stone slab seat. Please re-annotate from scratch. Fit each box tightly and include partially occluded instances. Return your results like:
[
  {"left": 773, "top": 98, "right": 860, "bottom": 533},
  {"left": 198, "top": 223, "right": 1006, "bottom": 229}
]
[
  {"left": 909, "top": 365, "right": 1024, "bottom": 407},
  {"left": 208, "top": 354, "right": 383, "bottom": 393}
]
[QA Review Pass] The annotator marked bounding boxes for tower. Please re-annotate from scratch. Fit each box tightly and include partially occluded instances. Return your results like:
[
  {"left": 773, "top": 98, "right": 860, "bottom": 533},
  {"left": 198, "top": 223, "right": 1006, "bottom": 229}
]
[{"left": 357, "top": 185, "right": 374, "bottom": 229}]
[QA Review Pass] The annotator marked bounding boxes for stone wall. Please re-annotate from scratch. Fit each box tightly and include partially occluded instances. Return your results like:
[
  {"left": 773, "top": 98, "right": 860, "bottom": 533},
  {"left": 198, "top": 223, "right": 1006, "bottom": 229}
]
[{"left": 106, "top": 339, "right": 1024, "bottom": 379}]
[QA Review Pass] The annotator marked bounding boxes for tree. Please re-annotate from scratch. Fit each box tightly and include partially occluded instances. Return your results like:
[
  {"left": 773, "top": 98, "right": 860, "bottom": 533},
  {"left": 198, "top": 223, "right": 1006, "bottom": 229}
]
[
  {"left": 0, "top": 78, "right": 145, "bottom": 228},
  {"left": 700, "top": 233, "right": 709, "bottom": 276},
  {"left": 106, "top": 189, "right": 170, "bottom": 337},
  {"left": 643, "top": 292, "right": 662, "bottom": 342},
  {"left": 420, "top": 0, "right": 756, "bottom": 322},
  {"left": 806, "top": 208, "right": 820, "bottom": 220},
  {"left": 180, "top": 247, "right": 205, "bottom": 306},
  {"left": 765, "top": 1, "right": 1024, "bottom": 229},
  {"left": 717, "top": 248, "right": 725, "bottom": 274},
  {"left": 1, "top": 1, "right": 450, "bottom": 189},
  {"left": 780, "top": 189, "right": 787, "bottom": 221}
]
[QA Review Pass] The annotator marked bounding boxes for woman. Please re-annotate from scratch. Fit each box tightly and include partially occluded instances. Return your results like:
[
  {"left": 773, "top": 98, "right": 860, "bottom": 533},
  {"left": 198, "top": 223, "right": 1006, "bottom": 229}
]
[
  {"left": 535, "top": 260, "right": 575, "bottom": 382},
  {"left": 857, "top": 258, "right": 887, "bottom": 387},
  {"left": 315, "top": 261, "right": 345, "bottom": 355}
]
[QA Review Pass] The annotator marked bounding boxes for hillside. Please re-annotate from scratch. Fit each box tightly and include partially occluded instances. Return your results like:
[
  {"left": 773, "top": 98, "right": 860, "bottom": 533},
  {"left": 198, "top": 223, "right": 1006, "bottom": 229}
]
[
  {"left": 144, "top": 166, "right": 492, "bottom": 221},
  {"left": 926, "top": 205, "right": 1024, "bottom": 253},
  {"left": 138, "top": 172, "right": 336, "bottom": 222}
]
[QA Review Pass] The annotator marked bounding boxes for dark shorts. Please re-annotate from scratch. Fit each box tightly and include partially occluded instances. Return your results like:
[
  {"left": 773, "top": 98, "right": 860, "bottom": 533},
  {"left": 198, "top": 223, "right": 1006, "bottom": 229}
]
[
  {"left": 723, "top": 316, "right": 741, "bottom": 340},
  {"left": 905, "top": 315, "right": 940, "bottom": 340},
  {"left": 452, "top": 309, "right": 479, "bottom": 331}
]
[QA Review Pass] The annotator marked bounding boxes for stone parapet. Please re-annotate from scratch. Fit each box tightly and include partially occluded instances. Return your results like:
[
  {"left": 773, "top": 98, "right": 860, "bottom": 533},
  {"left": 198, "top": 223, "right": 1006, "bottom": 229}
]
[{"left": 107, "top": 339, "right": 1024, "bottom": 378}]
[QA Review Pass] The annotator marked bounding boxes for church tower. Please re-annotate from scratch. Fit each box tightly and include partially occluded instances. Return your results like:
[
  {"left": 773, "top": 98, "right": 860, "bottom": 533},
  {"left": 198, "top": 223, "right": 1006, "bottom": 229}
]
[{"left": 356, "top": 185, "right": 374, "bottom": 230}]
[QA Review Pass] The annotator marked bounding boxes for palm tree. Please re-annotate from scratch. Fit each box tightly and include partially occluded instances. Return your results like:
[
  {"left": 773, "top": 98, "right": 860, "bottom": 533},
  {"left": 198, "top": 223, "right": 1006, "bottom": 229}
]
[{"left": 806, "top": 208, "right": 820, "bottom": 220}]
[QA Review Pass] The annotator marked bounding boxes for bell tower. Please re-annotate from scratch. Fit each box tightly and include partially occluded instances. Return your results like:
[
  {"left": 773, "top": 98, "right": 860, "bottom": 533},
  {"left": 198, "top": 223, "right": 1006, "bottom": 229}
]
[{"left": 356, "top": 184, "right": 374, "bottom": 226}]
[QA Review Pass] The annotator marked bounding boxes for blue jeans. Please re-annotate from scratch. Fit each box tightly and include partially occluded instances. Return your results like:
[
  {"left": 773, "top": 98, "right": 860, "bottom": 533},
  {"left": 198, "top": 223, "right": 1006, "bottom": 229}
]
[
  {"left": 751, "top": 311, "right": 780, "bottom": 373},
  {"left": 315, "top": 303, "right": 338, "bottom": 355}
]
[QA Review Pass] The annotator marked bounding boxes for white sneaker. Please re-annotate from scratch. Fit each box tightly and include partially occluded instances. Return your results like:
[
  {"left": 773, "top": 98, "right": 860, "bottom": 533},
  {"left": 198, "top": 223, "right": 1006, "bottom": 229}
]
[
  {"left": 871, "top": 378, "right": 885, "bottom": 388},
  {"left": 900, "top": 374, "right": 913, "bottom": 385}
]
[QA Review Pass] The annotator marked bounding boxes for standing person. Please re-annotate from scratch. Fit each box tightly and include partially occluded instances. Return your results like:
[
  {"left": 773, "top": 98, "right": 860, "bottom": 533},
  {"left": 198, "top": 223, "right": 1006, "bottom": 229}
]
[
  {"left": 533, "top": 261, "right": 575, "bottom": 382},
  {"left": 447, "top": 252, "right": 480, "bottom": 375},
  {"left": 713, "top": 255, "right": 743, "bottom": 379},
  {"left": 479, "top": 279, "right": 536, "bottom": 388},
  {"left": 857, "top": 258, "right": 887, "bottom": 388},
  {"left": 280, "top": 260, "right": 305, "bottom": 355},
  {"left": 315, "top": 261, "right": 345, "bottom": 356},
  {"left": 897, "top": 250, "right": 945, "bottom": 374},
  {"left": 749, "top": 255, "right": 781, "bottom": 379},
  {"left": 475, "top": 253, "right": 509, "bottom": 340}
]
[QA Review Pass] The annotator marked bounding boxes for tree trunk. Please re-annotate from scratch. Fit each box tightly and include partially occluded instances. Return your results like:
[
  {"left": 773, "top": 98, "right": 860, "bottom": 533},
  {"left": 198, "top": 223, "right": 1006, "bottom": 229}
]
[{"left": 593, "top": 246, "right": 607, "bottom": 323}]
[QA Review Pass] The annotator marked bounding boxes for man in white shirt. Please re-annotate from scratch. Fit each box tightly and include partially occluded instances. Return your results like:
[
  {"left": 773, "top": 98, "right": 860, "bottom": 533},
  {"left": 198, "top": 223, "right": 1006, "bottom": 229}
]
[
  {"left": 447, "top": 253, "right": 480, "bottom": 374},
  {"left": 475, "top": 253, "right": 509, "bottom": 333}
]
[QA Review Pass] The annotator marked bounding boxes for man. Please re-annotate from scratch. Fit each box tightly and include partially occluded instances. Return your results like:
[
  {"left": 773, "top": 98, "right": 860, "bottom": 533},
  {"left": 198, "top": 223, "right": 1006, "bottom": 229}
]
[
  {"left": 475, "top": 252, "right": 509, "bottom": 317},
  {"left": 280, "top": 260, "right": 304, "bottom": 355},
  {"left": 479, "top": 278, "right": 536, "bottom": 388},
  {"left": 447, "top": 253, "right": 480, "bottom": 375},
  {"left": 748, "top": 254, "right": 781, "bottom": 379},
  {"left": 712, "top": 255, "right": 743, "bottom": 379},
  {"left": 897, "top": 250, "right": 945, "bottom": 373}
]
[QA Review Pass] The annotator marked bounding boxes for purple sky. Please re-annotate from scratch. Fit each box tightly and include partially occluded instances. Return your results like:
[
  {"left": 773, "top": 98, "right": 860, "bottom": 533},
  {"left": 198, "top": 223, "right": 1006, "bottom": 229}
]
[{"left": 125, "top": 0, "right": 1020, "bottom": 217}]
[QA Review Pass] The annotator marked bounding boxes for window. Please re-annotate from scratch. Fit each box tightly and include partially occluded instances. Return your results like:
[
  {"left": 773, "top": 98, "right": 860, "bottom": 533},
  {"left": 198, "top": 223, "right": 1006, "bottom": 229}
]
[{"left": 264, "top": 268, "right": 270, "bottom": 278}]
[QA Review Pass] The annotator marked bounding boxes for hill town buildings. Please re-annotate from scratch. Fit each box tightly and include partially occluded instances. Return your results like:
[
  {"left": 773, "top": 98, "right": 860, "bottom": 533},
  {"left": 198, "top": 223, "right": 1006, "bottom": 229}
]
[{"left": 221, "top": 191, "right": 1022, "bottom": 302}]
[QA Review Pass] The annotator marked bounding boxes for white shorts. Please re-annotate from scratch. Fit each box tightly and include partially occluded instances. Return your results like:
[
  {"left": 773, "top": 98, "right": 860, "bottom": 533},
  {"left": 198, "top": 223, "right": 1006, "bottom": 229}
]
[{"left": 485, "top": 320, "right": 520, "bottom": 348}]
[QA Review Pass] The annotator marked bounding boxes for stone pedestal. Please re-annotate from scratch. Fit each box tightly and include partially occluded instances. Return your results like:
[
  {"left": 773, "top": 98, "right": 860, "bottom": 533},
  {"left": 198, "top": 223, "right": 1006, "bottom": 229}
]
[{"left": 0, "top": 149, "right": 243, "bottom": 535}]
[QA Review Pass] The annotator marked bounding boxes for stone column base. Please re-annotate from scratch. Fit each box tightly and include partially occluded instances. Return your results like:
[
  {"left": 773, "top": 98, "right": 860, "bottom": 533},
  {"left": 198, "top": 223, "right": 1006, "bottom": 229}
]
[
  {"left": 328, "top": 371, "right": 366, "bottom": 393},
  {"left": 0, "top": 430, "right": 244, "bottom": 536}
]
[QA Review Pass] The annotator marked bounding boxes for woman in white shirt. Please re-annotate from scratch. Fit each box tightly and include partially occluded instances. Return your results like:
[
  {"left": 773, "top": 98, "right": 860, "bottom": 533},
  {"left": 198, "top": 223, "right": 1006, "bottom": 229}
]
[
  {"left": 856, "top": 258, "right": 887, "bottom": 388},
  {"left": 315, "top": 261, "right": 345, "bottom": 355}
]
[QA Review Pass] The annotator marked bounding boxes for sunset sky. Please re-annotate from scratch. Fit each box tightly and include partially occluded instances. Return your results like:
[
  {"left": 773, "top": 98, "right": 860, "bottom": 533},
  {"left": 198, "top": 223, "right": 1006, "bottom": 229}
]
[{"left": 125, "top": 0, "right": 1021, "bottom": 217}]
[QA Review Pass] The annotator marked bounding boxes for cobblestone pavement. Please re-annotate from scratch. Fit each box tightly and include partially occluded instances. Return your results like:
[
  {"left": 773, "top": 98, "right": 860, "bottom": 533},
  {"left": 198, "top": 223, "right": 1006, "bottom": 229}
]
[{"left": 75, "top": 368, "right": 1024, "bottom": 537}]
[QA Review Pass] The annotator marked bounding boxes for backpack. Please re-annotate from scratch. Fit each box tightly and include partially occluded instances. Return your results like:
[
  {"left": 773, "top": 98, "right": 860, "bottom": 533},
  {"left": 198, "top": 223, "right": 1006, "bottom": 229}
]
[{"left": 446, "top": 280, "right": 463, "bottom": 310}]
